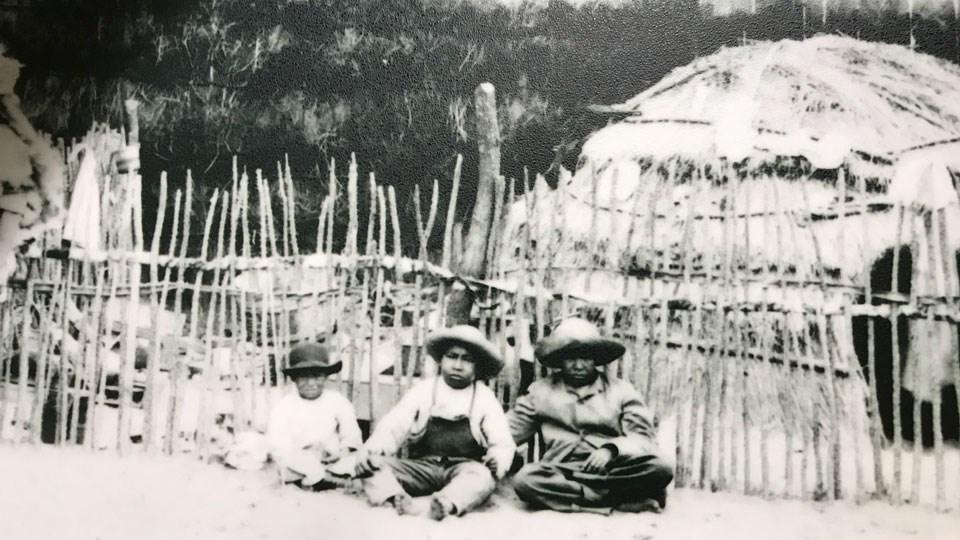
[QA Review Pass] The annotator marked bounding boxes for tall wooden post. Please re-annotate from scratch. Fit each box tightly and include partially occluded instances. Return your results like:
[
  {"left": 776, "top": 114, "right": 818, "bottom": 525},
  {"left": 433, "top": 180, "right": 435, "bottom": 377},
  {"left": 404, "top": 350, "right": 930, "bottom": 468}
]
[{"left": 446, "top": 83, "right": 501, "bottom": 325}]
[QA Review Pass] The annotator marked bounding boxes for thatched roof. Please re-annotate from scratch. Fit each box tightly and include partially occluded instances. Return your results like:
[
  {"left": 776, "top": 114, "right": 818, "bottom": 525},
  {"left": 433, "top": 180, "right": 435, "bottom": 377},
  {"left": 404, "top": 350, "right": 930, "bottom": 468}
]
[
  {"left": 587, "top": 34, "right": 960, "bottom": 179},
  {"left": 499, "top": 35, "right": 960, "bottom": 299}
]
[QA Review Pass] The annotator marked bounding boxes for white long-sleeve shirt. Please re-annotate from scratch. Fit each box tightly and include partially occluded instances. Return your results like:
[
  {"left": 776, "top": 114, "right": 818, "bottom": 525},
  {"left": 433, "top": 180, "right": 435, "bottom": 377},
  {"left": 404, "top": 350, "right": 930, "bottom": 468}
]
[
  {"left": 364, "top": 377, "right": 516, "bottom": 479},
  {"left": 265, "top": 389, "right": 362, "bottom": 461}
]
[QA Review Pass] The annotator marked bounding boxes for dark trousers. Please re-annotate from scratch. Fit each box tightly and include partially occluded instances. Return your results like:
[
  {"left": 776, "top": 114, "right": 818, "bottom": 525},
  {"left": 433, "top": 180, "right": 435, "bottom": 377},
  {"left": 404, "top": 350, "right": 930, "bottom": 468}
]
[{"left": 512, "top": 454, "right": 674, "bottom": 513}]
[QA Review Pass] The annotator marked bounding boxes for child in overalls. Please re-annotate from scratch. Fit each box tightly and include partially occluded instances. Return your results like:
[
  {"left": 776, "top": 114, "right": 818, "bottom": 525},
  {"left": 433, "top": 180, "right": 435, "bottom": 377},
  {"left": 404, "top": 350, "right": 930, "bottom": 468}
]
[{"left": 355, "top": 326, "right": 515, "bottom": 520}]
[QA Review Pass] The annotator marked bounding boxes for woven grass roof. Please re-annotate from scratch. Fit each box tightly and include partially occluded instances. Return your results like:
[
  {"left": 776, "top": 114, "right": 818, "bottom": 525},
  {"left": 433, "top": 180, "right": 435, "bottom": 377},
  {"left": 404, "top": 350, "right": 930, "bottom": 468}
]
[
  {"left": 587, "top": 34, "right": 960, "bottom": 179},
  {"left": 500, "top": 35, "right": 960, "bottom": 297}
]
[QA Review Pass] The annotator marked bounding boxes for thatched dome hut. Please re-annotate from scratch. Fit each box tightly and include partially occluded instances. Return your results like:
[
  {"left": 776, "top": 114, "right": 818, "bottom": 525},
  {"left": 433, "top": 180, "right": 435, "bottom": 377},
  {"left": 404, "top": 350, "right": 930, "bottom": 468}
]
[
  {"left": 501, "top": 34, "right": 960, "bottom": 286},
  {"left": 499, "top": 35, "right": 960, "bottom": 425}
]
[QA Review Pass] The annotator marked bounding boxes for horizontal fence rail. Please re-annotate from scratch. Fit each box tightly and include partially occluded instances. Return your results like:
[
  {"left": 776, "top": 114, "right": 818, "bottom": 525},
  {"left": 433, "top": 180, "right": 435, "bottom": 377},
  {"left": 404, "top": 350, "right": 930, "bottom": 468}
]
[{"left": 1, "top": 127, "right": 959, "bottom": 514}]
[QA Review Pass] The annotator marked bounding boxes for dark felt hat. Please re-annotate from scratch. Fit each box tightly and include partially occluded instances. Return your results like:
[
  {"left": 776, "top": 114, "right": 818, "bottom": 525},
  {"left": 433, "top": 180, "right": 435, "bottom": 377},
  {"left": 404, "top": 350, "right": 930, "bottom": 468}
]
[{"left": 283, "top": 342, "right": 342, "bottom": 377}]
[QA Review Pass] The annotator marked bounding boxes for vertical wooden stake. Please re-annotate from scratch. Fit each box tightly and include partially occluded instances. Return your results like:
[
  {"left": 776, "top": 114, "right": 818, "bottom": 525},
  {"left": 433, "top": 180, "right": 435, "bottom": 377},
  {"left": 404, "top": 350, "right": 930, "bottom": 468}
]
[
  {"left": 442, "top": 155, "right": 462, "bottom": 270},
  {"left": 143, "top": 173, "right": 168, "bottom": 452}
]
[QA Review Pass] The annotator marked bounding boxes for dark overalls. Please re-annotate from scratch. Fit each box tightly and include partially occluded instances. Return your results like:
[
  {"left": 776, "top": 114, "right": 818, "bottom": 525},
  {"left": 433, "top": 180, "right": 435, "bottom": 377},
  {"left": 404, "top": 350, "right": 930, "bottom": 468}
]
[{"left": 362, "top": 380, "right": 497, "bottom": 513}]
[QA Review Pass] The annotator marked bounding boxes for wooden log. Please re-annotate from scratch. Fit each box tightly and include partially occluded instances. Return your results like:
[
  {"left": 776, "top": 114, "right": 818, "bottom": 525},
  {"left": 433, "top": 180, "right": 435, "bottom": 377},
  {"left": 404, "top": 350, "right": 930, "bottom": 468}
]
[
  {"left": 937, "top": 204, "right": 960, "bottom": 512},
  {"left": 819, "top": 307, "right": 842, "bottom": 500},
  {"left": 688, "top": 306, "right": 705, "bottom": 487},
  {"left": 928, "top": 206, "right": 949, "bottom": 511},
  {"left": 784, "top": 309, "right": 802, "bottom": 498},
  {"left": 733, "top": 177, "right": 758, "bottom": 495},
  {"left": 890, "top": 203, "right": 907, "bottom": 503},
  {"left": 263, "top": 175, "right": 291, "bottom": 372},
  {"left": 255, "top": 173, "right": 281, "bottom": 390},
  {"left": 63, "top": 267, "right": 84, "bottom": 445},
  {"left": 907, "top": 209, "right": 925, "bottom": 506},
  {"left": 507, "top": 175, "right": 533, "bottom": 403},
  {"left": 277, "top": 162, "right": 290, "bottom": 258},
  {"left": 699, "top": 163, "right": 729, "bottom": 492},
  {"left": 585, "top": 164, "right": 598, "bottom": 294},
  {"left": 717, "top": 167, "right": 738, "bottom": 493},
  {"left": 442, "top": 155, "right": 462, "bottom": 270},
  {"left": 284, "top": 156, "right": 299, "bottom": 257},
  {"left": 860, "top": 185, "right": 889, "bottom": 500},
  {"left": 197, "top": 191, "right": 230, "bottom": 460},
  {"left": 369, "top": 265, "right": 385, "bottom": 428},
  {"left": 238, "top": 171, "right": 257, "bottom": 427},
  {"left": 388, "top": 187, "right": 404, "bottom": 404},
  {"left": 365, "top": 173, "right": 377, "bottom": 257},
  {"left": 460, "top": 83, "right": 500, "bottom": 278},
  {"left": 493, "top": 292, "right": 510, "bottom": 409},
  {"left": 316, "top": 197, "right": 330, "bottom": 254},
  {"left": 83, "top": 265, "right": 107, "bottom": 449},
  {"left": 793, "top": 310, "right": 811, "bottom": 499},
  {"left": 790, "top": 217, "right": 838, "bottom": 503},
  {"left": 484, "top": 177, "right": 506, "bottom": 283},
  {"left": 346, "top": 154, "right": 359, "bottom": 257},
  {"left": 181, "top": 188, "right": 218, "bottom": 452},
  {"left": 56, "top": 261, "right": 72, "bottom": 446},
  {"left": 30, "top": 287, "right": 55, "bottom": 444},
  {"left": 166, "top": 175, "right": 194, "bottom": 455},
  {"left": 410, "top": 181, "right": 439, "bottom": 388},
  {"left": 673, "top": 308, "right": 689, "bottom": 488},
  {"left": 532, "top": 174, "right": 550, "bottom": 385},
  {"left": 143, "top": 173, "right": 168, "bottom": 452},
  {"left": 0, "top": 299, "right": 12, "bottom": 441},
  {"left": 225, "top": 168, "right": 244, "bottom": 431},
  {"left": 409, "top": 269, "right": 425, "bottom": 388},
  {"left": 836, "top": 170, "right": 866, "bottom": 504},
  {"left": 15, "top": 268, "right": 35, "bottom": 441},
  {"left": 326, "top": 160, "right": 337, "bottom": 255}
]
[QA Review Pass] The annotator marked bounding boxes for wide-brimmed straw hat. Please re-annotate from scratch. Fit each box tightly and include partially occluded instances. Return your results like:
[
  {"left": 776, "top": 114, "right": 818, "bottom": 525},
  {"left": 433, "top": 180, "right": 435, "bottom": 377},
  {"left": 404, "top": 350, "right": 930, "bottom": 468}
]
[
  {"left": 425, "top": 325, "right": 504, "bottom": 379},
  {"left": 534, "top": 317, "right": 625, "bottom": 368},
  {"left": 283, "top": 342, "right": 342, "bottom": 377}
]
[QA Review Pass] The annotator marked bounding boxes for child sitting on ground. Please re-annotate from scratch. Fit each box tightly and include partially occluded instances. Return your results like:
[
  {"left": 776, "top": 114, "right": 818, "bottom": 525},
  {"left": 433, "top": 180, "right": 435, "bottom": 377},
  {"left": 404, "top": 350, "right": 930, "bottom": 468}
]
[{"left": 225, "top": 342, "right": 362, "bottom": 490}]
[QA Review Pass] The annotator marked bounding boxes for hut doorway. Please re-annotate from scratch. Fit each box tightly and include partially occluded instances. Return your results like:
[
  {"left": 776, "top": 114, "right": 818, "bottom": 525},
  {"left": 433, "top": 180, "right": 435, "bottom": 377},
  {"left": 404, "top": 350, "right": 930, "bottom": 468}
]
[{"left": 853, "top": 246, "right": 960, "bottom": 445}]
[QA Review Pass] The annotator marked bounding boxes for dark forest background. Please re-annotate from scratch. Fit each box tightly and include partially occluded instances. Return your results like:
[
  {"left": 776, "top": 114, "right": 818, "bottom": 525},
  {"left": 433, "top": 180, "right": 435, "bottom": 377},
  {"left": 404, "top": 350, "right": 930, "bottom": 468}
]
[{"left": 2, "top": 0, "right": 959, "bottom": 258}]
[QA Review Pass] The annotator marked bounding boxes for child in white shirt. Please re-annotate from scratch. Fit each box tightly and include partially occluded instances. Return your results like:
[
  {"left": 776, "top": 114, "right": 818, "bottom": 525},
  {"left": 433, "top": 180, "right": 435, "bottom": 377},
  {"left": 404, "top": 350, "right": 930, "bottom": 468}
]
[{"left": 226, "top": 342, "right": 361, "bottom": 489}]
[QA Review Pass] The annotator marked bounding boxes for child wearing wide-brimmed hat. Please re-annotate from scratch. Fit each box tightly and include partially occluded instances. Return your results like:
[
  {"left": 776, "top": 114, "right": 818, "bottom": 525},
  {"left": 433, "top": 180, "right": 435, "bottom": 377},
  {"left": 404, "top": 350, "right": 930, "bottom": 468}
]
[
  {"left": 507, "top": 317, "right": 674, "bottom": 514},
  {"left": 225, "top": 342, "right": 362, "bottom": 489},
  {"left": 354, "top": 325, "right": 515, "bottom": 521}
]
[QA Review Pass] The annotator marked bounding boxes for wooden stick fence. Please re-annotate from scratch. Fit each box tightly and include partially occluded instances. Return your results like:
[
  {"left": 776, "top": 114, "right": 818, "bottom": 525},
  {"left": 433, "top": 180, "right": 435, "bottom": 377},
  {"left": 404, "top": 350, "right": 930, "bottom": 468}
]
[{"left": 2, "top": 128, "right": 960, "bottom": 515}]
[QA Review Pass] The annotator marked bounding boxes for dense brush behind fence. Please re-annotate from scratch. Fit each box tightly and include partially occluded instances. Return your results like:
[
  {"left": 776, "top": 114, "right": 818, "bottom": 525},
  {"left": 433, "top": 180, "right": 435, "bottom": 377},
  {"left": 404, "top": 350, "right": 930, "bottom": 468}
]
[{"left": 1, "top": 126, "right": 959, "bottom": 514}]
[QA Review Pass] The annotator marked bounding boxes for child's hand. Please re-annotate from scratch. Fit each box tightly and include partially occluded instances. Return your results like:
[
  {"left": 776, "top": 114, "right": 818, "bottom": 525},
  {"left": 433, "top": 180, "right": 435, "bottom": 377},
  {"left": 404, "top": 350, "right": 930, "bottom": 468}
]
[
  {"left": 354, "top": 451, "right": 381, "bottom": 478},
  {"left": 482, "top": 455, "right": 499, "bottom": 479}
]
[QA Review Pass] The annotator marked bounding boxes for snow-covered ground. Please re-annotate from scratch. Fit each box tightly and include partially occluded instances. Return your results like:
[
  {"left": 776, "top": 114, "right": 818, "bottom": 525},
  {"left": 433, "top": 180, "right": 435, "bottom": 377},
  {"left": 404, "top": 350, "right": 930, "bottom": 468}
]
[{"left": 1, "top": 444, "right": 956, "bottom": 540}]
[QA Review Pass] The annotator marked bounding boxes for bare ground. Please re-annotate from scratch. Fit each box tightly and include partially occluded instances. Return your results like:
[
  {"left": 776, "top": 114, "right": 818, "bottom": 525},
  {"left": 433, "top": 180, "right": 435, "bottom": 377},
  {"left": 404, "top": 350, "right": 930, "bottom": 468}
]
[{"left": 1, "top": 444, "right": 957, "bottom": 540}]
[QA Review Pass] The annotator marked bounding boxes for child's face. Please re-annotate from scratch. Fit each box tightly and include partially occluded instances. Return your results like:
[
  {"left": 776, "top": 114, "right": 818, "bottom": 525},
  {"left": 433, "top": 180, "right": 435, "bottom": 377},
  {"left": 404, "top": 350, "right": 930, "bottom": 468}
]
[
  {"left": 293, "top": 373, "right": 327, "bottom": 400},
  {"left": 439, "top": 345, "right": 477, "bottom": 389}
]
